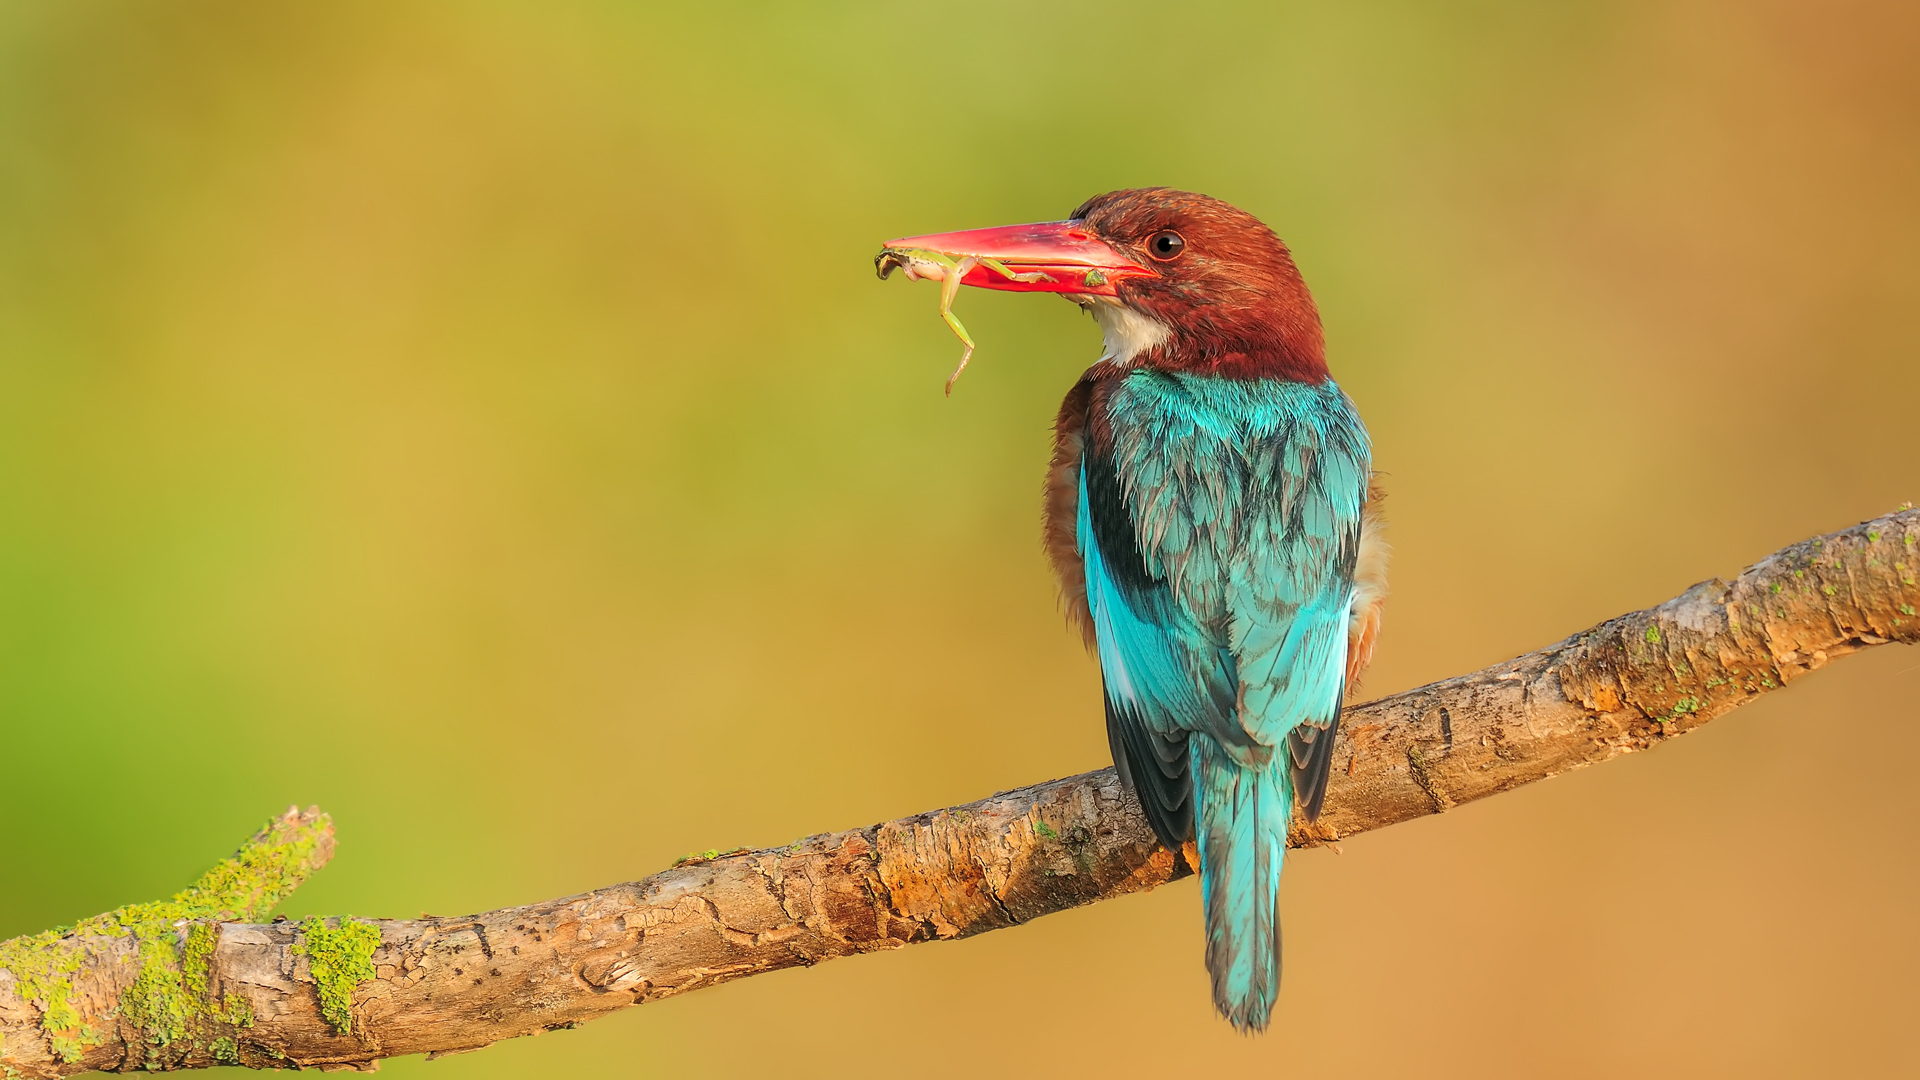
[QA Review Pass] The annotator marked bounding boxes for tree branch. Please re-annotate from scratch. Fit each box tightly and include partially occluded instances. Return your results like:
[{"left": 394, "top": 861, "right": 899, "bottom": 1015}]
[{"left": 5, "top": 508, "right": 1916, "bottom": 1076}]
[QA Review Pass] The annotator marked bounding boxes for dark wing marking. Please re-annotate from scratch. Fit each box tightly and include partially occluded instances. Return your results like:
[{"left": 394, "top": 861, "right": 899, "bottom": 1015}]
[
  {"left": 1286, "top": 721, "right": 1341, "bottom": 823},
  {"left": 1107, "top": 696, "right": 1192, "bottom": 847}
]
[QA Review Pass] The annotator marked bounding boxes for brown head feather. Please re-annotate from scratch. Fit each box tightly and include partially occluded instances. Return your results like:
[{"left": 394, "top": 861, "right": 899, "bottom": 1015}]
[{"left": 1071, "top": 188, "right": 1327, "bottom": 383}]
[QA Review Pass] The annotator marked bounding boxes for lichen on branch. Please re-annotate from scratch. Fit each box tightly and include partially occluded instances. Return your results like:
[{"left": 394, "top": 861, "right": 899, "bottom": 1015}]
[
  {"left": 289, "top": 918, "right": 380, "bottom": 1036},
  {"left": 0, "top": 807, "right": 334, "bottom": 1072}
]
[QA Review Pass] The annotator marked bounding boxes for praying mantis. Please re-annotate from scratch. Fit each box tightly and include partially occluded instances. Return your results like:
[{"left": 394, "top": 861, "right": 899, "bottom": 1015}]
[{"left": 874, "top": 247, "right": 1056, "bottom": 395}]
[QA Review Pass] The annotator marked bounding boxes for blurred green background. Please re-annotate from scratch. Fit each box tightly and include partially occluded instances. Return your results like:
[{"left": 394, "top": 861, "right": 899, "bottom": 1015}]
[{"left": 3, "top": 1, "right": 1917, "bottom": 1076}]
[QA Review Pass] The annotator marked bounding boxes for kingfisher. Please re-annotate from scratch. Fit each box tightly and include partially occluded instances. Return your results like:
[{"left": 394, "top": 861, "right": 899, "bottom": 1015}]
[{"left": 878, "top": 188, "right": 1388, "bottom": 1032}]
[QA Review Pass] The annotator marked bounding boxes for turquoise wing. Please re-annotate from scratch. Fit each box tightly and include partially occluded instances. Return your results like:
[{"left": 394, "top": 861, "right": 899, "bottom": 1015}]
[
  {"left": 1228, "top": 404, "right": 1369, "bottom": 815},
  {"left": 1077, "top": 449, "right": 1233, "bottom": 847},
  {"left": 1078, "top": 372, "right": 1370, "bottom": 833}
]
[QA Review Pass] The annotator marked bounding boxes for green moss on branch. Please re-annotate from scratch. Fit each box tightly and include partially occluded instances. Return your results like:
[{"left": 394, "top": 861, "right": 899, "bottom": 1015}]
[
  {"left": 0, "top": 807, "right": 332, "bottom": 1068},
  {"left": 290, "top": 917, "right": 381, "bottom": 1036}
]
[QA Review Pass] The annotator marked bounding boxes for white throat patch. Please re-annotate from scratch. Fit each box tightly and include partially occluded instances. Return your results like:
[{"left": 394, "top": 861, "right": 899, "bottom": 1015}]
[{"left": 1085, "top": 297, "right": 1171, "bottom": 367}]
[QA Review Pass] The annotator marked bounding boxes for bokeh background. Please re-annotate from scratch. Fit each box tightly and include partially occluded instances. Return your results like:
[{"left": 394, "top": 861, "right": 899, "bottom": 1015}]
[{"left": 3, "top": 1, "right": 1918, "bottom": 1076}]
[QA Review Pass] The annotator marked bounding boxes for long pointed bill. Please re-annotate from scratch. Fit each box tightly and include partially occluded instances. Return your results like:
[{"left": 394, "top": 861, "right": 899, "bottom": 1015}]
[{"left": 875, "top": 220, "right": 1150, "bottom": 296}]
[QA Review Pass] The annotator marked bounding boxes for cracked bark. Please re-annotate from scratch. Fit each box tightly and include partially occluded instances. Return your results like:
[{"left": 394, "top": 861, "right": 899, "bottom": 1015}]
[{"left": 3, "top": 508, "right": 1916, "bottom": 1076}]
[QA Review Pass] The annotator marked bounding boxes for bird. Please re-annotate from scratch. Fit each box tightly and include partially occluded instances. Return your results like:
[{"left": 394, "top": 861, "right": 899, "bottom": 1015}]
[{"left": 877, "top": 188, "right": 1388, "bottom": 1033}]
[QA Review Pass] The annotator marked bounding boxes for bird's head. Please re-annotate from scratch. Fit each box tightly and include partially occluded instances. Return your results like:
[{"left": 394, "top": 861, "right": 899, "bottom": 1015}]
[{"left": 877, "top": 188, "right": 1326, "bottom": 382}]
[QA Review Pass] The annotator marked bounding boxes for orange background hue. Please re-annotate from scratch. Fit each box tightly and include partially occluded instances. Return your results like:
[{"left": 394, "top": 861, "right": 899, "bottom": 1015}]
[{"left": 2, "top": 3, "right": 1917, "bottom": 1076}]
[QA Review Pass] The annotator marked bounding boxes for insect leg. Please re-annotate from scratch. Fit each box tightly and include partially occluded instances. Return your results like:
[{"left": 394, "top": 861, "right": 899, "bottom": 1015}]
[
  {"left": 939, "top": 256, "right": 979, "bottom": 396},
  {"left": 978, "top": 256, "right": 1055, "bottom": 285}
]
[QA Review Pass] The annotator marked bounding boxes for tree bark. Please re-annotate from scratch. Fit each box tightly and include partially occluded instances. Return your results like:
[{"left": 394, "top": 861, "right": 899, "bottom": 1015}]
[{"left": 4, "top": 508, "right": 1916, "bottom": 1077}]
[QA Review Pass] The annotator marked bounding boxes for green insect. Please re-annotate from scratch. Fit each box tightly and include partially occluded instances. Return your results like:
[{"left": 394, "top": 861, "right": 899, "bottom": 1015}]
[{"left": 875, "top": 246, "right": 1054, "bottom": 394}]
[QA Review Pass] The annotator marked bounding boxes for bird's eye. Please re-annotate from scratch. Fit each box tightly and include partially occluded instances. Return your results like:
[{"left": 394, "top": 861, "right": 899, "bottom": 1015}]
[{"left": 1146, "top": 230, "right": 1186, "bottom": 261}]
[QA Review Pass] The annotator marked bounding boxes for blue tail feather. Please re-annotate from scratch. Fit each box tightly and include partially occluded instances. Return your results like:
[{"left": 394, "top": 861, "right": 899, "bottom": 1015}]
[{"left": 1192, "top": 736, "right": 1291, "bottom": 1034}]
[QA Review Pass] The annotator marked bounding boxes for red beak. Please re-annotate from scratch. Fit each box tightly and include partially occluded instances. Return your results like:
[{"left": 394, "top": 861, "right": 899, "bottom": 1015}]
[{"left": 876, "top": 220, "right": 1151, "bottom": 296}]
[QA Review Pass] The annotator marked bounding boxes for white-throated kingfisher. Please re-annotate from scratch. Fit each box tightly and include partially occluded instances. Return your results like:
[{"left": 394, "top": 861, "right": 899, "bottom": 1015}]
[{"left": 877, "top": 189, "right": 1387, "bottom": 1033}]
